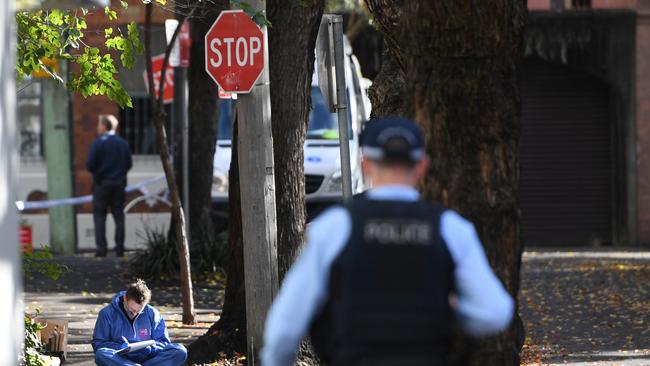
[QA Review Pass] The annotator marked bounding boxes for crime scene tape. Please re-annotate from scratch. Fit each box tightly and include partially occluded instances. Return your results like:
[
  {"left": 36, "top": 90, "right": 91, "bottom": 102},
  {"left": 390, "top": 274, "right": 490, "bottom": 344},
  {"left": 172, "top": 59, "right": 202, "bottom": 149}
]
[{"left": 15, "top": 175, "right": 167, "bottom": 211}]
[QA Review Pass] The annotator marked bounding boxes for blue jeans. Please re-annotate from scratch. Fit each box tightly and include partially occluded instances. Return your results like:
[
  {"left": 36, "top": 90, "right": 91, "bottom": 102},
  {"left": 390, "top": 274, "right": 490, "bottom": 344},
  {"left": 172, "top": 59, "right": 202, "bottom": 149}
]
[{"left": 95, "top": 343, "right": 187, "bottom": 366}]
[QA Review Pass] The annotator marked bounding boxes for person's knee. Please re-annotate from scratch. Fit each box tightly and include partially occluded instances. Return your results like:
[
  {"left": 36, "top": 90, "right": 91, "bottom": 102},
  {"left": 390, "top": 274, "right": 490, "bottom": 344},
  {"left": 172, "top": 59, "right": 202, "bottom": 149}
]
[
  {"left": 95, "top": 348, "right": 114, "bottom": 366},
  {"left": 168, "top": 343, "right": 188, "bottom": 363}
]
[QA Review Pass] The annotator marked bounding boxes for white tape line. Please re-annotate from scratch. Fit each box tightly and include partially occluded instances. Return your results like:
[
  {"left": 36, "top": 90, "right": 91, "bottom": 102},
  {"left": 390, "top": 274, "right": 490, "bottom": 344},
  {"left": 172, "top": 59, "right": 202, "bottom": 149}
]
[{"left": 16, "top": 175, "right": 167, "bottom": 211}]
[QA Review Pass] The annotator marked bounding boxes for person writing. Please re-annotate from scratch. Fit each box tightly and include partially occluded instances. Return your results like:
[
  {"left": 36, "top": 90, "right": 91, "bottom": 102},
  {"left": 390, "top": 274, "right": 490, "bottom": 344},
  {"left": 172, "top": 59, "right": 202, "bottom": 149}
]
[
  {"left": 261, "top": 117, "right": 514, "bottom": 366},
  {"left": 92, "top": 279, "right": 187, "bottom": 366}
]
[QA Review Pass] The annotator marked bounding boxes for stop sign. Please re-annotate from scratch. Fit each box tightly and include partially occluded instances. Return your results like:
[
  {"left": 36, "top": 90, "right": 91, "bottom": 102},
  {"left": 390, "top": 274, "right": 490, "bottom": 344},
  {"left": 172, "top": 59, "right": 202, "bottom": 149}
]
[{"left": 204, "top": 10, "right": 264, "bottom": 93}]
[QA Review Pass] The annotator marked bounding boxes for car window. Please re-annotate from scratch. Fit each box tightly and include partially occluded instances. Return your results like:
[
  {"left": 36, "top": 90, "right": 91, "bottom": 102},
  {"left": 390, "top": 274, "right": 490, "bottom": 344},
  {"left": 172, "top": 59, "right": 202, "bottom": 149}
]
[
  {"left": 307, "top": 86, "right": 352, "bottom": 140},
  {"left": 217, "top": 99, "right": 233, "bottom": 140},
  {"left": 217, "top": 87, "right": 352, "bottom": 141}
]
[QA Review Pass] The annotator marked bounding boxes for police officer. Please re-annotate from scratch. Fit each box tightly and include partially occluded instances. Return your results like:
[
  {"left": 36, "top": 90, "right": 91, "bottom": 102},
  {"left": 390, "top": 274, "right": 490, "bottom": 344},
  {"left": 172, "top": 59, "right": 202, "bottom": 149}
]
[{"left": 261, "top": 117, "right": 514, "bottom": 366}]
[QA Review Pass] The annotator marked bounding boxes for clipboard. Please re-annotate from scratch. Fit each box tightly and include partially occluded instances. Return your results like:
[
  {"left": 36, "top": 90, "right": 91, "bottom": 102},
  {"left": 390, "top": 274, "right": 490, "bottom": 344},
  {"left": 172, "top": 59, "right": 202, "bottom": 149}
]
[{"left": 116, "top": 340, "right": 155, "bottom": 355}]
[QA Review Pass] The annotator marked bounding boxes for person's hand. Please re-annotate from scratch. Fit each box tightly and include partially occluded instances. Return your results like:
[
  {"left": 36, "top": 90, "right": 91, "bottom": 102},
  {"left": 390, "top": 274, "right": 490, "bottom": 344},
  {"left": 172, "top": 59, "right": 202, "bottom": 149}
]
[
  {"left": 151, "top": 342, "right": 165, "bottom": 352},
  {"left": 120, "top": 336, "right": 130, "bottom": 350}
]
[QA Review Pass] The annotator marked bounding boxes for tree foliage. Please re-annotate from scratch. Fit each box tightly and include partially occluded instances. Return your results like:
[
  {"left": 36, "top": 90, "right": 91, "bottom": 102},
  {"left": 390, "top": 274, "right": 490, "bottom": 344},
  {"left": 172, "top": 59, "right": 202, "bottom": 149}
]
[{"left": 15, "top": 6, "right": 143, "bottom": 108}]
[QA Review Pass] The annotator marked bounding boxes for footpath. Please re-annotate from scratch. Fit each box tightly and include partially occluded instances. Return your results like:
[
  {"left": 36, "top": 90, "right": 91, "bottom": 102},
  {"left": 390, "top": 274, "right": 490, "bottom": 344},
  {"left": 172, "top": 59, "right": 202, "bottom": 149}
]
[
  {"left": 520, "top": 250, "right": 650, "bottom": 366},
  {"left": 24, "top": 249, "right": 650, "bottom": 365},
  {"left": 23, "top": 253, "right": 221, "bottom": 365}
]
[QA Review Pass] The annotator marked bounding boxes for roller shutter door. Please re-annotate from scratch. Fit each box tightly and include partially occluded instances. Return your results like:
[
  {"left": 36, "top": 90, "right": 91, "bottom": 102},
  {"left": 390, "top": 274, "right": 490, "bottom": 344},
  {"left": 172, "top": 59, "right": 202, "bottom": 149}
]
[{"left": 520, "top": 59, "right": 612, "bottom": 246}]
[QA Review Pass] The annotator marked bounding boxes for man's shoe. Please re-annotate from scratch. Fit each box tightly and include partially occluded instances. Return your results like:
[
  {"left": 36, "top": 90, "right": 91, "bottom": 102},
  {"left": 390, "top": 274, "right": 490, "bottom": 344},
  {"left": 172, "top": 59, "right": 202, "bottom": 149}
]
[
  {"left": 95, "top": 251, "right": 107, "bottom": 257},
  {"left": 115, "top": 249, "right": 124, "bottom": 257}
]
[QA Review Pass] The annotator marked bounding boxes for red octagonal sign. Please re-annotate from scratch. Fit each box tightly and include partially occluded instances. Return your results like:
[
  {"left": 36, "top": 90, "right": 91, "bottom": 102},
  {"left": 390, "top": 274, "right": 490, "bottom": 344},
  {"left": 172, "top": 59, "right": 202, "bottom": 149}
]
[{"left": 204, "top": 10, "right": 264, "bottom": 94}]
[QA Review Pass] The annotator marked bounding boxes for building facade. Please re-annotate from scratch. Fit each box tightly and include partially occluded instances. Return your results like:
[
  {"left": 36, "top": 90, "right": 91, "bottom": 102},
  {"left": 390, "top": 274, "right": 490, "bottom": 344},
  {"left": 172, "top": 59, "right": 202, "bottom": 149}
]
[
  {"left": 16, "top": 0, "right": 650, "bottom": 250},
  {"left": 521, "top": 0, "right": 650, "bottom": 246}
]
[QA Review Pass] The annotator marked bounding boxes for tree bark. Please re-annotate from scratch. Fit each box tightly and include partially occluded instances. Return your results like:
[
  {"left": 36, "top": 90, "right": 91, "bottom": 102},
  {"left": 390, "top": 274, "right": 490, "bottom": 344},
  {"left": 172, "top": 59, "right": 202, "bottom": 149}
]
[
  {"left": 267, "top": 0, "right": 324, "bottom": 278},
  {"left": 367, "top": 1, "right": 527, "bottom": 364},
  {"left": 187, "top": 112, "right": 247, "bottom": 364},
  {"left": 186, "top": 0, "right": 228, "bottom": 238},
  {"left": 189, "top": 1, "right": 326, "bottom": 362},
  {"left": 365, "top": 0, "right": 410, "bottom": 119},
  {"left": 144, "top": 3, "right": 195, "bottom": 325}
]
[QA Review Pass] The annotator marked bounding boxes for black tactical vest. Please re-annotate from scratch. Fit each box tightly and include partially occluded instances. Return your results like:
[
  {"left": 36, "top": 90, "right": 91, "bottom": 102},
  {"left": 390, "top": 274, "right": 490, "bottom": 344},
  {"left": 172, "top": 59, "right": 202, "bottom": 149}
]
[{"left": 310, "top": 195, "right": 455, "bottom": 366}]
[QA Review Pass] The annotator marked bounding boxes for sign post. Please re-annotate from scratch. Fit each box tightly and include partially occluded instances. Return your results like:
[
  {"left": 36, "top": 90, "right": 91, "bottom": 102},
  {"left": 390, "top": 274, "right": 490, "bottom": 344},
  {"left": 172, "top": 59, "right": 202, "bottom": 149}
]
[
  {"left": 316, "top": 14, "right": 352, "bottom": 200},
  {"left": 205, "top": 8, "right": 278, "bottom": 363}
]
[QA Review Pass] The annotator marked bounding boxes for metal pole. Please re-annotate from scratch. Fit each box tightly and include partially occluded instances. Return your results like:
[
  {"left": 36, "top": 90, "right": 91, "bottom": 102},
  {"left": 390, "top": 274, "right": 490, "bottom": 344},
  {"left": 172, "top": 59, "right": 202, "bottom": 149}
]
[
  {"left": 235, "top": 4, "right": 279, "bottom": 364},
  {"left": 331, "top": 16, "right": 352, "bottom": 199}
]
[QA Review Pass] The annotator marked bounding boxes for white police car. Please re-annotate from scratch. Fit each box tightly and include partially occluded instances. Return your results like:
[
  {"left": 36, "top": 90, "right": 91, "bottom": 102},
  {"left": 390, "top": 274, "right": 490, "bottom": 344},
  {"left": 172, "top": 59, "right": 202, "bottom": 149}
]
[{"left": 212, "top": 47, "right": 368, "bottom": 219}]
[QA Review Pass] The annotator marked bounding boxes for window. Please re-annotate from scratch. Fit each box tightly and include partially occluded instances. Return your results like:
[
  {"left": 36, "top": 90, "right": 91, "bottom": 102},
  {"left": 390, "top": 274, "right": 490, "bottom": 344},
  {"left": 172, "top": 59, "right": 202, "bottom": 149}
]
[
  {"left": 571, "top": 0, "right": 591, "bottom": 8},
  {"left": 119, "top": 97, "right": 172, "bottom": 155},
  {"left": 17, "top": 78, "right": 43, "bottom": 159}
]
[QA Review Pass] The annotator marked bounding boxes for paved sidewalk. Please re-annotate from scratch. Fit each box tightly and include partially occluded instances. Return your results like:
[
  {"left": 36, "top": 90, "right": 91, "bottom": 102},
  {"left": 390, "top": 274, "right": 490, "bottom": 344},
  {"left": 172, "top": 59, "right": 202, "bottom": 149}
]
[
  {"left": 24, "top": 253, "right": 222, "bottom": 365},
  {"left": 24, "top": 249, "right": 650, "bottom": 365},
  {"left": 520, "top": 250, "right": 650, "bottom": 366}
]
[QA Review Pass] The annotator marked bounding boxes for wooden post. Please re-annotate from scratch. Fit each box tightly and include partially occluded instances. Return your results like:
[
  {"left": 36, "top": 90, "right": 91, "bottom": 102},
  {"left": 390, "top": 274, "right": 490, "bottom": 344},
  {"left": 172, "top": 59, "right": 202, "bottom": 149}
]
[{"left": 235, "top": 2, "right": 279, "bottom": 364}]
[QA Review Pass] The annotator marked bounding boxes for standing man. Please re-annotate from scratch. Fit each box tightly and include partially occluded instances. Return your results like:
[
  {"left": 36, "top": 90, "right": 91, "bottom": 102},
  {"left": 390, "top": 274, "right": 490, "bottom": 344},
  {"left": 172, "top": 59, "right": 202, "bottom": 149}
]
[
  {"left": 86, "top": 114, "right": 132, "bottom": 257},
  {"left": 92, "top": 279, "right": 188, "bottom": 366},
  {"left": 261, "top": 117, "right": 514, "bottom": 366}
]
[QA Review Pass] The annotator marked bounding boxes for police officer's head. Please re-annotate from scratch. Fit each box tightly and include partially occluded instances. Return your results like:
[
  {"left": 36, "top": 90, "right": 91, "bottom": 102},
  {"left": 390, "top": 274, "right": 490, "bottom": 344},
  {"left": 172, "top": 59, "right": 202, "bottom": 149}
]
[{"left": 360, "top": 117, "right": 429, "bottom": 187}]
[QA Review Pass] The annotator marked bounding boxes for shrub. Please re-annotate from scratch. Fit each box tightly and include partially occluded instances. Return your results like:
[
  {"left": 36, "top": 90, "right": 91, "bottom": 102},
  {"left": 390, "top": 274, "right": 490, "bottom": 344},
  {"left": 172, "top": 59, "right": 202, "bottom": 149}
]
[{"left": 130, "top": 226, "right": 228, "bottom": 280}]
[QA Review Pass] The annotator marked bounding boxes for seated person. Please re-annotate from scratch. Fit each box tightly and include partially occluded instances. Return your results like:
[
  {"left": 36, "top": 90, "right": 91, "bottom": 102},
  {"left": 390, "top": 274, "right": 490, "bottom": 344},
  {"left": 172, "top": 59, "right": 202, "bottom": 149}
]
[{"left": 92, "top": 279, "right": 187, "bottom": 366}]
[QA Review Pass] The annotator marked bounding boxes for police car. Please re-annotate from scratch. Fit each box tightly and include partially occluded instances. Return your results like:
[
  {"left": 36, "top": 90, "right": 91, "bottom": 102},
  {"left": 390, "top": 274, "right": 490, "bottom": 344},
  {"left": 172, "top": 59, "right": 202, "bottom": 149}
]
[{"left": 212, "top": 42, "right": 369, "bottom": 220}]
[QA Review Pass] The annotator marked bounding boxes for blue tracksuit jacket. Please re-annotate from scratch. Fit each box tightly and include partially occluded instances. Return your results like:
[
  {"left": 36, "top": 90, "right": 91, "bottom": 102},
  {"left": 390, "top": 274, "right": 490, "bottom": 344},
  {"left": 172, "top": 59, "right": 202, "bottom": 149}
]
[{"left": 92, "top": 291, "right": 171, "bottom": 363}]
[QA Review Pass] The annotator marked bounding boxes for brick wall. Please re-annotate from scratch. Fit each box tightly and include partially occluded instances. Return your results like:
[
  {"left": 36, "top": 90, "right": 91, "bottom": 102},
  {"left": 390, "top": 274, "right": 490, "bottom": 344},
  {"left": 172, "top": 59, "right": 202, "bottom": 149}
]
[
  {"left": 72, "top": 0, "right": 172, "bottom": 214},
  {"left": 529, "top": 0, "right": 551, "bottom": 10},
  {"left": 528, "top": 0, "right": 641, "bottom": 10}
]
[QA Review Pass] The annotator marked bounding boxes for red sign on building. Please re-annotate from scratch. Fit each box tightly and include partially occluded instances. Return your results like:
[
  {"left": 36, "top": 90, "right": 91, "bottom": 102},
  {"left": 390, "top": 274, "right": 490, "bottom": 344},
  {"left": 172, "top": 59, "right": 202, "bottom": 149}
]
[
  {"left": 143, "top": 54, "right": 174, "bottom": 104},
  {"left": 204, "top": 10, "right": 265, "bottom": 93}
]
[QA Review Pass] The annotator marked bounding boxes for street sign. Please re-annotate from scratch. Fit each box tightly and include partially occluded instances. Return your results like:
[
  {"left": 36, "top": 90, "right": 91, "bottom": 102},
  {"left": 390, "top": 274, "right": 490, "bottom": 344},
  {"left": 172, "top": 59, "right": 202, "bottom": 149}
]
[
  {"left": 143, "top": 54, "right": 174, "bottom": 104},
  {"left": 164, "top": 20, "right": 191, "bottom": 68},
  {"left": 165, "top": 19, "right": 181, "bottom": 67},
  {"left": 204, "top": 10, "right": 264, "bottom": 93},
  {"left": 218, "top": 86, "right": 237, "bottom": 99},
  {"left": 179, "top": 22, "right": 191, "bottom": 68},
  {"left": 315, "top": 15, "right": 336, "bottom": 112}
]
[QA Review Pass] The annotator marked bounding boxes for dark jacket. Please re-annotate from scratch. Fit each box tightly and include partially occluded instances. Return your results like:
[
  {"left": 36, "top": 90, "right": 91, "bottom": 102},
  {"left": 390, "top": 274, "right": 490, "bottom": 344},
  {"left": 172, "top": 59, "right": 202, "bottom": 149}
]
[{"left": 86, "top": 133, "right": 132, "bottom": 183}]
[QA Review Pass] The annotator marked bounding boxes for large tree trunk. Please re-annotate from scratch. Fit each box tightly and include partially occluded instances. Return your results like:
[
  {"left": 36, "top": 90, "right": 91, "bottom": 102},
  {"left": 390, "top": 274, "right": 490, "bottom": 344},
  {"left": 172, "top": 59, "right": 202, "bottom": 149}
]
[
  {"left": 267, "top": 0, "right": 324, "bottom": 277},
  {"left": 188, "top": 2, "right": 325, "bottom": 363},
  {"left": 170, "top": 0, "right": 227, "bottom": 251},
  {"left": 267, "top": 2, "right": 325, "bottom": 364},
  {"left": 367, "top": 1, "right": 527, "bottom": 365},
  {"left": 365, "top": 0, "right": 410, "bottom": 118},
  {"left": 187, "top": 113, "right": 247, "bottom": 364},
  {"left": 186, "top": 0, "right": 228, "bottom": 238}
]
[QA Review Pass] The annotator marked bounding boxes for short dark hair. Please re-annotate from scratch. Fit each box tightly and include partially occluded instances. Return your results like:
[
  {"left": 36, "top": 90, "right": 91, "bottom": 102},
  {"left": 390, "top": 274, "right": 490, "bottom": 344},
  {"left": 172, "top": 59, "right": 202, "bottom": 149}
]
[{"left": 125, "top": 279, "right": 151, "bottom": 305}]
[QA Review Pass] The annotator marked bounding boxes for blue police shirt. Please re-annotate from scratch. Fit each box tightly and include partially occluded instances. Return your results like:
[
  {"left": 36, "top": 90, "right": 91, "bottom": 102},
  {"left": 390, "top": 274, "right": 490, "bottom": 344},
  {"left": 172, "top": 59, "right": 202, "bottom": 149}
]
[{"left": 261, "top": 185, "right": 514, "bottom": 366}]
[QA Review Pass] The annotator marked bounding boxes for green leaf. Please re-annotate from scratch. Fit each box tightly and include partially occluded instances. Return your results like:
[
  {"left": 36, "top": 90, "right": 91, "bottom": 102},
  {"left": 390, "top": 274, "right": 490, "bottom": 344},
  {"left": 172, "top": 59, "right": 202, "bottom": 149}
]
[
  {"left": 48, "top": 10, "right": 64, "bottom": 26},
  {"left": 104, "top": 6, "right": 117, "bottom": 21},
  {"left": 120, "top": 0, "right": 129, "bottom": 8}
]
